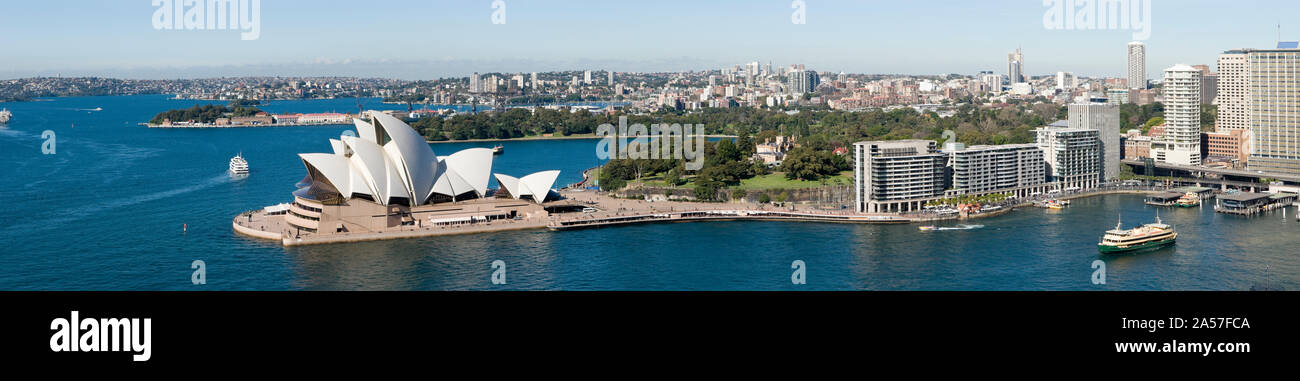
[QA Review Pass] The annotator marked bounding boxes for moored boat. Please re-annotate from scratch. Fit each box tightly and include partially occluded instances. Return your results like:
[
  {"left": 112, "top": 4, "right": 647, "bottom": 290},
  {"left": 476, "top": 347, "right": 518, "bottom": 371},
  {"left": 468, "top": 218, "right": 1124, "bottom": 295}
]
[
  {"left": 1098, "top": 216, "right": 1177, "bottom": 254},
  {"left": 1175, "top": 192, "right": 1200, "bottom": 207}
]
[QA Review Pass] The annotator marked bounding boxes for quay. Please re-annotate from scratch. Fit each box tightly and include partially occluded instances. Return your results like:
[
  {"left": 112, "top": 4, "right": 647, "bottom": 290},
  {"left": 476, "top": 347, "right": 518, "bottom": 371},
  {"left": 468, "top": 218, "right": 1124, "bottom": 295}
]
[
  {"left": 233, "top": 187, "right": 1169, "bottom": 246},
  {"left": 1215, "top": 192, "right": 1298, "bottom": 216}
]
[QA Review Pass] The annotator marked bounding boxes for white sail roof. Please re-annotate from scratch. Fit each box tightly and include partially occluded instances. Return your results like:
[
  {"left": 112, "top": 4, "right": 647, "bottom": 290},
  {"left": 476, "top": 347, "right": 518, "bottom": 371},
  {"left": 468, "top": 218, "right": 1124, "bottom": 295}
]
[
  {"left": 493, "top": 170, "right": 561, "bottom": 203},
  {"left": 370, "top": 113, "right": 438, "bottom": 205},
  {"left": 294, "top": 111, "right": 558, "bottom": 206},
  {"left": 443, "top": 148, "right": 494, "bottom": 197}
]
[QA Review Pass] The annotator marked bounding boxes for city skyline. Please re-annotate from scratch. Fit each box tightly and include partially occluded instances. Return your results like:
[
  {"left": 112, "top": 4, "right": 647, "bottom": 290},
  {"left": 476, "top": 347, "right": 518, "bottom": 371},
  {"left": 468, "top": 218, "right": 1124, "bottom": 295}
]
[{"left": 1, "top": 0, "right": 1297, "bottom": 80}]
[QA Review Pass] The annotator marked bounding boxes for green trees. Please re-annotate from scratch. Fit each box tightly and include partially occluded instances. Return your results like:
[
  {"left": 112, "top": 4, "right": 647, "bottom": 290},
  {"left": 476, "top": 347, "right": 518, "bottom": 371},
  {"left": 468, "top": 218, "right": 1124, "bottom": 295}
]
[
  {"left": 1119, "top": 103, "right": 1165, "bottom": 131},
  {"left": 779, "top": 147, "right": 849, "bottom": 181},
  {"left": 149, "top": 103, "right": 263, "bottom": 124}
]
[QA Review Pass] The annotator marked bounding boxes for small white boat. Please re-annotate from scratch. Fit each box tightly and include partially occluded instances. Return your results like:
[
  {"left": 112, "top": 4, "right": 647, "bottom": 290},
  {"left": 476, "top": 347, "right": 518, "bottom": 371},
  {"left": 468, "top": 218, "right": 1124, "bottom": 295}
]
[
  {"left": 229, "top": 153, "right": 250, "bottom": 176},
  {"left": 0, "top": 108, "right": 11, "bottom": 124}
]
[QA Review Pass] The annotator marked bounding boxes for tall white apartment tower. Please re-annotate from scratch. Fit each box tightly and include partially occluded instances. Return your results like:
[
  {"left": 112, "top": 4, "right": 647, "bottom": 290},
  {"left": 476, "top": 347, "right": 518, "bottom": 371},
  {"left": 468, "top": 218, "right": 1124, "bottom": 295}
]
[
  {"left": 1153, "top": 64, "right": 1202, "bottom": 166},
  {"left": 1215, "top": 50, "right": 1251, "bottom": 132},
  {"left": 531, "top": 72, "right": 538, "bottom": 88},
  {"left": 1128, "top": 42, "right": 1147, "bottom": 89}
]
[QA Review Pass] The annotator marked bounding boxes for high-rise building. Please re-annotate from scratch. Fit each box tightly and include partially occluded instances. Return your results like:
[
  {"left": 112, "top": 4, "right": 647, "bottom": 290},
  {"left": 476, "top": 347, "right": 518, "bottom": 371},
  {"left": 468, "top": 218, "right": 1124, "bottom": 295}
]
[
  {"left": 853, "top": 140, "right": 948, "bottom": 213},
  {"left": 1152, "top": 64, "right": 1202, "bottom": 166},
  {"left": 1036, "top": 122, "right": 1102, "bottom": 190},
  {"left": 1247, "top": 47, "right": 1300, "bottom": 174},
  {"left": 1127, "top": 41, "right": 1147, "bottom": 89},
  {"left": 947, "top": 144, "right": 1046, "bottom": 197},
  {"left": 1056, "top": 72, "right": 1075, "bottom": 91},
  {"left": 1193, "top": 64, "right": 1219, "bottom": 105},
  {"left": 1008, "top": 48, "right": 1025, "bottom": 84},
  {"left": 608, "top": 71, "right": 614, "bottom": 85},
  {"left": 583, "top": 70, "right": 592, "bottom": 85},
  {"left": 786, "top": 70, "right": 820, "bottom": 94},
  {"left": 1069, "top": 103, "right": 1121, "bottom": 181},
  {"left": 1215, "top": 50, "right": 1251, "bottom": 132},
  {"left": 980, "top": 72, "right": 1002, "bottom": 94},
  {"left": 469, "top": 73, "right": 481, "bottom": 93},
  {"left": 531, "top": 72, "right": 538, "bottom": 88}
]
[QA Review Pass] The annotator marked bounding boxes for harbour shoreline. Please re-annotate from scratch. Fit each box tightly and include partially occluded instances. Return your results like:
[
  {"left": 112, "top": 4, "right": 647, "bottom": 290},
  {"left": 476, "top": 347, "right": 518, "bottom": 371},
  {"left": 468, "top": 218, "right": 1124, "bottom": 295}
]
[{"left": 233, "top": 188, "right": 1167, "bottom": 246}]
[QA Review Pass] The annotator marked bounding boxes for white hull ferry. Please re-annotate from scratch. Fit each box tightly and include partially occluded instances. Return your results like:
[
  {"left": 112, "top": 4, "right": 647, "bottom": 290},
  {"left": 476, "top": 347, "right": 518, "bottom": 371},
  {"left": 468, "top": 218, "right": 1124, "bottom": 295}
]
[
  {"left": 229, "top": 153, "right": 250, "bottom": 176},
  {"left": 0, "top": 108, "right": 11, "bottom": 124},
  {"left": 1098, "top": 215, "right": 1177, "bottom": 254}
]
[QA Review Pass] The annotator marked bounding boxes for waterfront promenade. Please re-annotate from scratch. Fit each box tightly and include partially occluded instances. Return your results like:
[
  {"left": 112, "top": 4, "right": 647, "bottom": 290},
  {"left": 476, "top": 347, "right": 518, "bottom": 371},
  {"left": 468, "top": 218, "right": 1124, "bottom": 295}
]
[{"left": 233, "top": 184, "right": 1178, "bottom": 246}]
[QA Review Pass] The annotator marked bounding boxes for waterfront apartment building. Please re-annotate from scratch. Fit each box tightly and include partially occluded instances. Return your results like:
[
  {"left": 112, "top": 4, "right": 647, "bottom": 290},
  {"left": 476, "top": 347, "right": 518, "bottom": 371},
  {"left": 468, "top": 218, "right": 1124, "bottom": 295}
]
[
  {"left": 1128, "top": 42, "right": 1147, "bottom": 90},
  {"left": 1069, "top": 103, "right": 1121, "bottom": 181},
  {"left": 853, "top": 140, "right": 947, "bottom": 214},
  {"left": 1152, "top": 65, "right": 1202, "bottom": 166},
  {"left": 1248, "top": 48, "right": 1300, "bottom": 174},
  {"left": 1036, "top": 122, "right": 1102, "bottom": 190},
  {"left": 947, "top": 144, "right": 1047, "bottom": 198},
  {"left": 1216, "top": 50, "right": 1251, "bottom": 132}
]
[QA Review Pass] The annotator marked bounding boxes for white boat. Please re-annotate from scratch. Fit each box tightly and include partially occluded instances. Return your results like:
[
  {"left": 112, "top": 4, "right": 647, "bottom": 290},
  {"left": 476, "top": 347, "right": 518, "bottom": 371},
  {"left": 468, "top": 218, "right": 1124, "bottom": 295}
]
[
  {"left": 229, "top": 153, "right": 250, "bottom": 176},
  {"left": 0, "top": 108, "right": 11, "bottom": 124}
]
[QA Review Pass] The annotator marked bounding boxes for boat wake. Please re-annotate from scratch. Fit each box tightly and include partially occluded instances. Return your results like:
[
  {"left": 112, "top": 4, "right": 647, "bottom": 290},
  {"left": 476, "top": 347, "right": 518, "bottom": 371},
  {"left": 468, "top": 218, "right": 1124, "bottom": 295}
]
[
  {"left": 10, "top": 173, "right": 232, "bottom": 234},
  {"left": 936, "top": 224, "right": 984, "bottom": 231}
]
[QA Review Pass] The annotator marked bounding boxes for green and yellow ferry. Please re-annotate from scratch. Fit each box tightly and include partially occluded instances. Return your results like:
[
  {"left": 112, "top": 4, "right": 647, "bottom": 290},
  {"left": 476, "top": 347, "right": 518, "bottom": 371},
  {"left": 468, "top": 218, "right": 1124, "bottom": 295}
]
[
  {"left": 1098, "top": 216, "right": 1178, "bottom": 254},
  {"left": 1175, "top": 192, "right": 1201, "bottom": 208}
]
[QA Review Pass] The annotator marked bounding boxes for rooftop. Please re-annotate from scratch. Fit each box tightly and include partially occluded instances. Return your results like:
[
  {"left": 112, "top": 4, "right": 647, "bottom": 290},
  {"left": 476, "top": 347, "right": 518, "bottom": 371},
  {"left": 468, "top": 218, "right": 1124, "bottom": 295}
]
[{"left": 1219, "top": 193, "right": 1272, "bottom": 202}]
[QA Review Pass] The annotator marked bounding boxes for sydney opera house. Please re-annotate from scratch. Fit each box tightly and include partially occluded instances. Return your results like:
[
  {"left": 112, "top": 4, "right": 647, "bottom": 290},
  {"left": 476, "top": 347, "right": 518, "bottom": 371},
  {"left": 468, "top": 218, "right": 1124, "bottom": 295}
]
[{"left": 251, "top": 112, "right": 562, "bottom": 241}]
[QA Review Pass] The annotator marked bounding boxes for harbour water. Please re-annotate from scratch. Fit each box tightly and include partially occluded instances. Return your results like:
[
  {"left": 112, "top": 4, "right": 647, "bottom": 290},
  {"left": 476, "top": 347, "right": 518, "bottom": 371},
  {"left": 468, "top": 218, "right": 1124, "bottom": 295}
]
[{"left": 1, "top": 95, "right": 1296, "bottom": 290}]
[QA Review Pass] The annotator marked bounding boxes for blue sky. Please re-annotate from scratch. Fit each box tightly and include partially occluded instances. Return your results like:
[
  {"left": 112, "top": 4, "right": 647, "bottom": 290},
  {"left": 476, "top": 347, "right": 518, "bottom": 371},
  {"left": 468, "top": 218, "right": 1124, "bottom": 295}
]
[{"left": 0, "top": 0, "right": 1294, "bottom": 80}]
